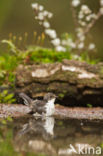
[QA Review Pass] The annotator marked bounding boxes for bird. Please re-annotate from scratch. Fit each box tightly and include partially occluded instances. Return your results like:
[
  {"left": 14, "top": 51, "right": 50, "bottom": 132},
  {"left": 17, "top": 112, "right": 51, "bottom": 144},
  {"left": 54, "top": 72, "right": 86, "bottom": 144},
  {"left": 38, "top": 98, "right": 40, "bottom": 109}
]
[{"left": 19, "top": 93, "right": 57, "bottom": 116}]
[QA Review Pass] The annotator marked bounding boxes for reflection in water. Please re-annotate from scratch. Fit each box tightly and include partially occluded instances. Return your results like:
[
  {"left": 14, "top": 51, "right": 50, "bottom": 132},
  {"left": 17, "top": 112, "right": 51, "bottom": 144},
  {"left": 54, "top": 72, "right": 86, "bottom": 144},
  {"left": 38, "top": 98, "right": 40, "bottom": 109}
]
[
  {"left": 12, "top": 117, "right": 103, "bottom": 156},
  {"left": 0, "top": 117, "right": 103, "bottom": 156},
  {"left": 18, "top": 117, "right": 55, "bottom": 139},
  {"left": 14, "top": 116, "right": 56, "bottom": 155}
]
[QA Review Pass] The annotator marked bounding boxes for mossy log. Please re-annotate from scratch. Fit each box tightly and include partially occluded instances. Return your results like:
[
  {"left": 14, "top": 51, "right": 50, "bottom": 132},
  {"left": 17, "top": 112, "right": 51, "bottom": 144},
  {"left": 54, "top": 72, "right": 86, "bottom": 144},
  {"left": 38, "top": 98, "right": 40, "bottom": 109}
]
[{"left": 16, "top": 60, "right": 103, "bottom": 106}]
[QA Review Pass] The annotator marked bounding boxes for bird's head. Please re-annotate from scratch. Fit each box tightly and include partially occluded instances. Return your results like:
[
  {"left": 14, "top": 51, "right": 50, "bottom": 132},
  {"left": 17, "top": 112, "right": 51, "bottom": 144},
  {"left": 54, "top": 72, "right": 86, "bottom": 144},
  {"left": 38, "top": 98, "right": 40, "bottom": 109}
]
[{"left": 43, "top": 93, "right": 57, "bottom": 102}]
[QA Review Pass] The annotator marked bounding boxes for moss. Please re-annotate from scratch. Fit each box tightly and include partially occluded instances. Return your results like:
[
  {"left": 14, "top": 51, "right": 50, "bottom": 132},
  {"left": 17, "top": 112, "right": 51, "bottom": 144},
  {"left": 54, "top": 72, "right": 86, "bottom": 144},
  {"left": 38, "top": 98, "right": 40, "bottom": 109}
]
[
  {"left": 77, "top": 77, "right": 97, "bottom": 85},
  {"left": 63, "top": 90, "right": 67, "bottom": 94},
  {"left": 29, "top": 47, "right": 71, "bottom": 63},
  {"left": 59, "top": 93, "right": 65, "bottom": 98},
  {"left": 87, "top": 104, "right": 93, "bottom": 108}
]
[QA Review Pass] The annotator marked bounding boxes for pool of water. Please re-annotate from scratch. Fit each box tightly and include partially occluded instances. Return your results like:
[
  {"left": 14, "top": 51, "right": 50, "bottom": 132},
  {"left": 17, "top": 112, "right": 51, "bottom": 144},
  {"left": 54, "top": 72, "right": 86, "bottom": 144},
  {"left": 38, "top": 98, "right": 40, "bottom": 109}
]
[{"left": 0, "top": 116, "right": 103, "bottom": 156}]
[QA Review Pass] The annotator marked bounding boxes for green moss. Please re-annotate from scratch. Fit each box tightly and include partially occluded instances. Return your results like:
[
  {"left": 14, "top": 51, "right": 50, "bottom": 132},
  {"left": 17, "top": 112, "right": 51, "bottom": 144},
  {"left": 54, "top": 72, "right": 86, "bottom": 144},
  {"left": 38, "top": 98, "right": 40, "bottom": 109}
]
[
  {"left": 87, "top": 104, "right": 93, "bottom": 108},
  {"left": 29, "top": 47, "right": 71, "bottom": 63},
  {"left": 59, "top": 93, "right": 65, "bottom": 98}
]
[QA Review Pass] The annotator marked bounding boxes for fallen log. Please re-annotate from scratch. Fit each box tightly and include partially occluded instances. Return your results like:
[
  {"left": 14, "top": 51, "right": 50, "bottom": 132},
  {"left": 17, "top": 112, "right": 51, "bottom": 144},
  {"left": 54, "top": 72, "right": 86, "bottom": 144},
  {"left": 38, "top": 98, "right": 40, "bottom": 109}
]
[
  {"left": 16, "top": 60, "right": 103, "bottom": 106},
  {"left": 0, "top": 104, "right": 103, "bottom": 120}
]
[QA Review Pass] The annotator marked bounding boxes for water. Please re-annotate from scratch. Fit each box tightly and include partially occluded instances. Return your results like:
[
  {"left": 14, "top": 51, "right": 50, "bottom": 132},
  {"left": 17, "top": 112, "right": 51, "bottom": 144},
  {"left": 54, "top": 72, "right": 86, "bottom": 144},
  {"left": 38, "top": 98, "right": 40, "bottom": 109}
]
[{"left": 0, "top": 116, "right": 103, "bottom": 156}]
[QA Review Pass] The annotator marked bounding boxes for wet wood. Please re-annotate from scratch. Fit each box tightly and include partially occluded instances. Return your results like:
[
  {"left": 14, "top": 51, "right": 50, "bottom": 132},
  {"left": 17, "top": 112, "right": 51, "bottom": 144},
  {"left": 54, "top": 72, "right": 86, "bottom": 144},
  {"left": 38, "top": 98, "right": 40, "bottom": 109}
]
[
  {"left": 0, "top": 104, "right": 31, "bottom": 118},
  {"left": 55, "top": 105, "right": 103, "bottom": 120},
  {"left": 0, "top": 104, "right": 103, "bottom": 120}
]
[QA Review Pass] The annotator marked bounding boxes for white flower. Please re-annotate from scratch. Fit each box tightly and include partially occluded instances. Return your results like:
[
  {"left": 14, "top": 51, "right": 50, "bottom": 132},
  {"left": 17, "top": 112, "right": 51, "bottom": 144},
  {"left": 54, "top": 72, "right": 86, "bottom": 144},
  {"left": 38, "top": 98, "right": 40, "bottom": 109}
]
[
  {"left": 100, "top": 7, "right": 103, "bottom": 15},
  {"left": 78, "top": 42, "right": 84, "bottom": 49},
  {"left": 51, "top": 38, "right": 61, "bottom": 46},
  {"left": 45, "top": 29, "right": 57, "bottom": 39},
  {"left": 70, "top": 42, "right": 76, "bottom": 49},
  {"left": 86, "top": 15, "right": 92, "bottom": 21},
  {"left": 86, "top": 14, "right": 97, "bottom": 21},
  {"left": 62, "top": 38, "right": 76, "bottom": 49},
  {"left": 43, "top": 21, "right": 50, "bottom": 28},
  {"left": 39, "top": 5, "right": 44, "bottom": 11},
  {"left": 79, "top": 21, "right": 86, "bottom": 26},
  {"left": 81, "top": 5, "right": 91, "bottom": 14},
  {"left": 48, "top": 13, "right": 53, "bottom": 18},
  {"left": 72, "top": 0, "right": 80, "bottom": 7},
  {"left": 31, "top": 3, "right": 38, "bottom": 10},
  {"left": 43, "top": 11, "right": 49, "bottom": 16},
  {"left": 55, "top": 46, "right": 66, "bottom": 52},
  {"left": 76, "top": 29, "right": 84, "bottom": 38},
  {"left": 38, "top": 12, "right": 44, "bottom": 20},
  {"left": 79, "top": 35, "right": 85, "bottom": 41},
  {"left": 100, "top": 0, "right": 103, "bottom": 6},
  {"left": 88, "top": 43, "right": 95, "bottom": 50},
  {"left": 78, "top": 13, "right": 84, "bottom": 19},
  {"left": 43, "top": 11, "right": 53, "bottom": 18}
]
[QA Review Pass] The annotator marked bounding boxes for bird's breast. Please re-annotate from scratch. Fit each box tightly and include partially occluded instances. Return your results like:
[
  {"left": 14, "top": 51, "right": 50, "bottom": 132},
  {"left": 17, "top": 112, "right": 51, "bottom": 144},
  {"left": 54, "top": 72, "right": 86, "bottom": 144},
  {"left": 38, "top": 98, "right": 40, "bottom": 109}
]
[{"left": 45, "top": 100, "right": 55, "bottom": 116}]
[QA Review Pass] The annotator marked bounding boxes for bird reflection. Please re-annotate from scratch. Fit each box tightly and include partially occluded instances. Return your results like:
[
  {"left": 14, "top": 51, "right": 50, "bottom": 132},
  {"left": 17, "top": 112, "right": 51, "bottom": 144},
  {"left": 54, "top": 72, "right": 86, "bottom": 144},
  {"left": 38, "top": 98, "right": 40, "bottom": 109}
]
[{"left": 18, "top": 116, "right": 55, "bottom": 141}]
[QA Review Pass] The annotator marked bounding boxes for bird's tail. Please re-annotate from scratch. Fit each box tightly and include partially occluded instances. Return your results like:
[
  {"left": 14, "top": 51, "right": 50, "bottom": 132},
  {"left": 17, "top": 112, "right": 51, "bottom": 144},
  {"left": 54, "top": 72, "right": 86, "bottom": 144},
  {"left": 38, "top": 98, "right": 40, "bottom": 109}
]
[{"left": 19, "top": 93, "right": 33, "bottom": 106}]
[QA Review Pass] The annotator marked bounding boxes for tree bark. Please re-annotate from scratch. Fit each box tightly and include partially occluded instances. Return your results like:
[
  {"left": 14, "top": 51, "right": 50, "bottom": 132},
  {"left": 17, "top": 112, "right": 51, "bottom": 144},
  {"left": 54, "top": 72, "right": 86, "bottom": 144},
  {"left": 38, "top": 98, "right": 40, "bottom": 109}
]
[{"left": 16, "top": 60, "right": 103, "bottom": 106}]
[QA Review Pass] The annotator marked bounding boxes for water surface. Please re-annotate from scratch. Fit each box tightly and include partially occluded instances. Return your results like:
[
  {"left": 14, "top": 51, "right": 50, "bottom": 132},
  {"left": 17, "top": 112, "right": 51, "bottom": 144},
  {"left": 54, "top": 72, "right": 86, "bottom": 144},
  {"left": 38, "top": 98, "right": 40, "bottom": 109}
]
[{"left": 0, "top": 116, "right": 103, "bottom": 156}]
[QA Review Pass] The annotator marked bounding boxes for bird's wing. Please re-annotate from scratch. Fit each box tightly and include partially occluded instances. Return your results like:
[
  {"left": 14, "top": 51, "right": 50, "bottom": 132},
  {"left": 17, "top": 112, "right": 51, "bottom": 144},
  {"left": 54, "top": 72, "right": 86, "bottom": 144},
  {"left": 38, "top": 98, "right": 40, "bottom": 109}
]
[
  {"left": 35, "top": 100, "right": 46, "bottom": 107},
  {"left": 31, "top": 100, "right": 46, "bottom": 114},
  {"left": 36, "top": 106, "right": 46, "bottom": 114}
]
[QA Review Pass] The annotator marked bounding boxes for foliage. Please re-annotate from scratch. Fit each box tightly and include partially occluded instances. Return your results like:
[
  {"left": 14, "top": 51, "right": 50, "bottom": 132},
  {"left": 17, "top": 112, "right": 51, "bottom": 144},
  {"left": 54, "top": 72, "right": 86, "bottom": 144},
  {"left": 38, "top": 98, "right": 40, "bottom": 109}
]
[{"left": 0, "top": 90, "right": 16, "bottom": 104}]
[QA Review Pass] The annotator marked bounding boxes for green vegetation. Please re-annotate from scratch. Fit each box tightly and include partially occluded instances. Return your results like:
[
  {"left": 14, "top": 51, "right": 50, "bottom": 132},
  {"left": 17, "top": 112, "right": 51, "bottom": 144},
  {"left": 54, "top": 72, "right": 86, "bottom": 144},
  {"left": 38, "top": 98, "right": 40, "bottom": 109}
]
[
  {"left": 87, "top": 104, "right": 93, "bottom": 108},
  {"left": 0, "top": 40, "right": 99, "bottom": 104},
  {"left": 29, "top": 47, "right": 71, "bottom": 63},
  {"left": 0, "top": 90, "right": 15, "bottom": 104}
]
